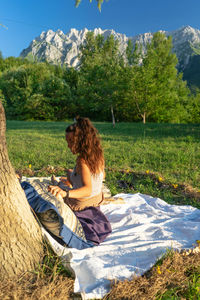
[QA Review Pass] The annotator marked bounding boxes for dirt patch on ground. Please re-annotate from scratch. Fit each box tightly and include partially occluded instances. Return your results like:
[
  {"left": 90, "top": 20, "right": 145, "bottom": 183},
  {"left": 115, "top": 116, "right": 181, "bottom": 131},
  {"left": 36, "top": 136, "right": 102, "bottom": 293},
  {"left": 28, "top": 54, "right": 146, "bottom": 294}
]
[
  {"left": 0, "top": 273, "right": 75, "bottom": 300},
  {"left": 1, "top": 249, "right": 199, "bottom": 300},
  {"left": 104, "top": 249, "right": 200, "bottom": 299}
]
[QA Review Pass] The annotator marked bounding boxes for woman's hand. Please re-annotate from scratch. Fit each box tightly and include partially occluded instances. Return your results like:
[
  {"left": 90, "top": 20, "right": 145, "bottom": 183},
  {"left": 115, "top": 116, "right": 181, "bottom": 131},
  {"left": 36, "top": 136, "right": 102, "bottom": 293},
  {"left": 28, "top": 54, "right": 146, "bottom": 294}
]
[
  {"left": 59, "top": 177, "right": 71, "bottom": 187},
  {"left": 60, "top": 169, "right": 73, "bottom": 187},
  {"left": 60, "top": 177, "right": 68, "bottom": 183},
  {"left": 67, "top": 169, "right": 73, "bottom": 177},
  {"left": 48, "top": 185, "right": 67, "bottom": 199}
]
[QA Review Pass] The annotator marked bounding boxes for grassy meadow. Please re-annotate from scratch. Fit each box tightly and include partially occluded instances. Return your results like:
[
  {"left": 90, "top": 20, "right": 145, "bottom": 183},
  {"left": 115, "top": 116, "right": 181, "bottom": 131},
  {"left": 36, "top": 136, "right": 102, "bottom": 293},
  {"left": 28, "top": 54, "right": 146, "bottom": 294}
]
[
  {"left": 3, "top": 120, "right": 200, "bottom": 299},
  {"left": 6, "top": 120, "right": 200, "bottom": 207}
]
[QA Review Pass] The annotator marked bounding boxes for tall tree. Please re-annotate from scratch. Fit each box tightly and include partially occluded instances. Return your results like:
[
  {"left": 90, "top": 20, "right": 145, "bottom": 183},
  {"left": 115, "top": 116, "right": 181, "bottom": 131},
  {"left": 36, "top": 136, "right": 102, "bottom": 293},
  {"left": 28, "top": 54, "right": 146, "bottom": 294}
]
[
  {"left": 0, "top": 101, "right": 43, "bottom": 278},
  {"left": 119, "top": 40, "right": 144, "bottom": 121},
  {"left": 78, "top": 32, "right": 123, "bottom": 125},
  {"left": 125, "top": 32, "right": 189, "bottom": 123}
]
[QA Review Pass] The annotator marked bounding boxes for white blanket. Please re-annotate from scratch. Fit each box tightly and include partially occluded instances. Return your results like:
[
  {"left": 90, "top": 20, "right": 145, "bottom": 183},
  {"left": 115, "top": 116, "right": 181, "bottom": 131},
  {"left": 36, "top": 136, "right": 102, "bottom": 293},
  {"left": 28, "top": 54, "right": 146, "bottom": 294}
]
[{"left": 42, "top": 193, "right": 200, "bottom": 299}]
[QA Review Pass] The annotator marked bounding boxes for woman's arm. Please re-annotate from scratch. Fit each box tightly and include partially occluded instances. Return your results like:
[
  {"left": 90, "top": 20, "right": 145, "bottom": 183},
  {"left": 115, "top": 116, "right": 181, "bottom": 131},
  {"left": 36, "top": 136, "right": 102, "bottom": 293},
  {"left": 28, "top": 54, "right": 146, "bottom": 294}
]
[
  {"left": 68, "top": 159, "right": 92, "bottom": 199},
  {"left": 60, "top": 169, "right": 73, "bottom": 186},
  {"left": 48, "top": 160, "right": 92, "bottom": 200}
]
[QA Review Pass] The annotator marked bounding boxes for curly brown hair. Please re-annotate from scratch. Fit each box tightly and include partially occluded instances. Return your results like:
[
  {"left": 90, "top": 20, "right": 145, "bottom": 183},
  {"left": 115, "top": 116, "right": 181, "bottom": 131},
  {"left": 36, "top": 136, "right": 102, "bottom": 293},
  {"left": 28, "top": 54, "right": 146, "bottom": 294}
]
[{"left": 65, "top": 117, "right": 104, "bottom": 174}]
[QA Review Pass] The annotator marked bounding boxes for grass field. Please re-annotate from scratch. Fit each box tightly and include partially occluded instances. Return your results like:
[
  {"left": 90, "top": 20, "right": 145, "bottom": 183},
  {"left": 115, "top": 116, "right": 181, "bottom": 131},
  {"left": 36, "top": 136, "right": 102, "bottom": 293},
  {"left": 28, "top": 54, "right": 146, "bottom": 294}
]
[
  {"left": 4, "top": 120, "right": 200, "bottom": 299},
  {"left": 7, "top": 120, "right": 200, "bottom": 206}
]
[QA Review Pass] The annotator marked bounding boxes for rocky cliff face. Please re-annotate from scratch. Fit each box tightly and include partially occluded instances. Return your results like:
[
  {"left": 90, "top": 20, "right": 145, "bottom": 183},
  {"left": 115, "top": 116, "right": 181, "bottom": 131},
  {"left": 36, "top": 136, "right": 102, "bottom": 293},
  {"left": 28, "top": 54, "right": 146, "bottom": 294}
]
[{"left": 20, "top": 26, "right": 200, "bottom": 71}]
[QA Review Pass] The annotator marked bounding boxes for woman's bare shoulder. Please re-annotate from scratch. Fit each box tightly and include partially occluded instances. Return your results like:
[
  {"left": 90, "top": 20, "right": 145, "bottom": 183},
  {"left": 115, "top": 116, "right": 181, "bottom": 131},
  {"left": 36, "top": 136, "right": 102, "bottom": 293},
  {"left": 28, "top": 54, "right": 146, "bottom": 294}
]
[{"left": 76, "top": 157, "right": 88, "bottom": 172}]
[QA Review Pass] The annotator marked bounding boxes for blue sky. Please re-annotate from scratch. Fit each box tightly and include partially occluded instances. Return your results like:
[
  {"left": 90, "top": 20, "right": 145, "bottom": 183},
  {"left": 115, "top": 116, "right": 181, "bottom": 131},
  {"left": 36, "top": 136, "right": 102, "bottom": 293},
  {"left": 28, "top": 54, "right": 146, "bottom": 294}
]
[{"left": 0, "top": 0, "right": 200, "bottom": 58}]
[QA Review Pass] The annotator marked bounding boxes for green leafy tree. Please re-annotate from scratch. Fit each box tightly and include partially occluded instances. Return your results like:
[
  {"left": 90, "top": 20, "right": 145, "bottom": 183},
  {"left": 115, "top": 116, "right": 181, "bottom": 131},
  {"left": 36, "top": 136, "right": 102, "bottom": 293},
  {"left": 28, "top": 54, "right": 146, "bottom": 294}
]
[
  {"left": 0, "top": 61, "right": 74, "bottom": 120},
  {"left": 0, "top": 51, "right": 4, "bottom": 71},
  {"left": 0, "top": 88, "right": 6, "bottom": 108},
  {"left": 126, "top": 40, "right": 142, "bottom": 66},
  {"left": 118, "top": 41, "right": 144, "bottom": 121},
  {"left": 41, "top": 75, "right": 72, "bottom": 120},
  {"left": 75, "top": 0, "right": 106, "bottom": 11},
  {"left": 185, "top": 88, "right": 200, "bottom": 123},
  {"left": 125, "top": 32, "right": 189, "bottom": 123},
  {"left": 62, "top": 67, "right": 80, "bottom": 117},
  {"left": 0, "top": 66, "right": 33, "bottom": 119},
  {"left": 142, "top": 32, "right": 178, "bottom": 122},
  {"left": 78, "top": 32, "right": 123, "bottom": 125},
  {"left": 0, "top": 56, "right": 29, "bottom": 72}
]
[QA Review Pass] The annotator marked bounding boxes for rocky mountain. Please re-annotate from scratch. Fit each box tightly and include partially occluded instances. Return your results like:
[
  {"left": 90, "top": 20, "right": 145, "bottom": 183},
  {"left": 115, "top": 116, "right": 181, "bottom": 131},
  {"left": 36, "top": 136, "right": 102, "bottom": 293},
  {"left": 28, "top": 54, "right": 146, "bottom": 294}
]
[{"left": 20, "top": 26, "right": 200, "bottom": 72}]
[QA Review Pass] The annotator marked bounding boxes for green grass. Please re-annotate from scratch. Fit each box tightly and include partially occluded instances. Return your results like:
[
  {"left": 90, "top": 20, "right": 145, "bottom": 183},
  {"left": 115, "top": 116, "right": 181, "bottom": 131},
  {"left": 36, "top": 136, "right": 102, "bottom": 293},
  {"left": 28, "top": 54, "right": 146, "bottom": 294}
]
[
  {"left": 156, "top": 266, "right": 200, "bottom": 300},
  {"left": 35, "top": 242, "right": 72, "bottom": 279},
  {"left": 6, "top": 120, "right": 200, "bottom": 188}
]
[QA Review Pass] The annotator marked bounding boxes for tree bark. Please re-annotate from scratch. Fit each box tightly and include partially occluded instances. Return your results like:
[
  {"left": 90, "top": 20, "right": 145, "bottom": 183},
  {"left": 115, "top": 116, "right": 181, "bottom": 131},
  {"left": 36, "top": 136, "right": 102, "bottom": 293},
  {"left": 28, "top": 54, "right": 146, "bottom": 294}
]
[
  {"left": 111, "top": 105, "right": 115, "bottom": 128},
  {"left": 142, "top": 112, "right": 146, "bottom": 124},
  {"left": 0, "top": 102, "right": 43, "bottom": 279}
]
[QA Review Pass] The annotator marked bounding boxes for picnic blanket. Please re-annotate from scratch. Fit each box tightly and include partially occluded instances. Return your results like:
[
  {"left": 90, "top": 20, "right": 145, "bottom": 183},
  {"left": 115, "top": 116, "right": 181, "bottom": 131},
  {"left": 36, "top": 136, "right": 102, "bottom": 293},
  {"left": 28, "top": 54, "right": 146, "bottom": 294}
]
[{"left": 39, "top": 192, "right": 200, "bottom": 299}]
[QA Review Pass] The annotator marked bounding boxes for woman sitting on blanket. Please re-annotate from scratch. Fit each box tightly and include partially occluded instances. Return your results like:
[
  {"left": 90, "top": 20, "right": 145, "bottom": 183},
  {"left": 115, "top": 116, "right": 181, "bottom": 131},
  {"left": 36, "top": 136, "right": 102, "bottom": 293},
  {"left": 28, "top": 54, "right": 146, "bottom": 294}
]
[{"left": 48, "top": 117, "right": 112, "bottom": 245}]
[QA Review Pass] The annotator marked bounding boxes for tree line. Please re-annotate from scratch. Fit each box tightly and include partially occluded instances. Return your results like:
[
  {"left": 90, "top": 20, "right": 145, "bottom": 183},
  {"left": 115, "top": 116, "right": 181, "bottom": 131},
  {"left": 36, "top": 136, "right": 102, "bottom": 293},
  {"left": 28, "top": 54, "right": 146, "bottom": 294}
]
[{"left": 0, "top": 31, "right": 200, "bottom": 123}]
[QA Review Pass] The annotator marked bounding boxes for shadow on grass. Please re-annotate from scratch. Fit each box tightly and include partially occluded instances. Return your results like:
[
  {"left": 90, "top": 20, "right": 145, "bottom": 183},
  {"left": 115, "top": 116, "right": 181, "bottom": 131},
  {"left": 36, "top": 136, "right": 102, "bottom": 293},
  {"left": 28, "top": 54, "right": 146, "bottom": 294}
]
[{"left": 7, "top": 120, "right": 200, "bottom": 141}]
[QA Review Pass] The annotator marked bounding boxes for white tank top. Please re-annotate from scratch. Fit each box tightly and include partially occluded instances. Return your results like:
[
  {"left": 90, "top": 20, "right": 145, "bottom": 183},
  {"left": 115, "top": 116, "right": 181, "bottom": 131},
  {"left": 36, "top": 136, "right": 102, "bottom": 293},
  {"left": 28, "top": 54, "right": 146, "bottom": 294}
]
[{"left": 70, "top": 167, "right": 104, "bottom": 198}]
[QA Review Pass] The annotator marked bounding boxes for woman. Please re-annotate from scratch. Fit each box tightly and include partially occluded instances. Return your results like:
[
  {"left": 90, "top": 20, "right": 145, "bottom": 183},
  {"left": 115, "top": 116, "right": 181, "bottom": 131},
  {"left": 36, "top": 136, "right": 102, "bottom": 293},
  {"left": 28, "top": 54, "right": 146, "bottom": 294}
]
[{"left": 48, "top": 117, "right": 112, "bottom": 245}]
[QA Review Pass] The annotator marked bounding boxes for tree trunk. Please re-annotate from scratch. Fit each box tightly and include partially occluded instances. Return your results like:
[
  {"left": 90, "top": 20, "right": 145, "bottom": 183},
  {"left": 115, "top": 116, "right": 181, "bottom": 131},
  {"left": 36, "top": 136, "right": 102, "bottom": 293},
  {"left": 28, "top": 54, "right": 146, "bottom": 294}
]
[
  {"left": 0, "top": 102, "right": 43, "bottom": 279},
  {"left": 111, "top": 105, "right": 115, "bottom": 128},
  {"left": 142, "top": 112, "right": 146, "bottom": 124}
]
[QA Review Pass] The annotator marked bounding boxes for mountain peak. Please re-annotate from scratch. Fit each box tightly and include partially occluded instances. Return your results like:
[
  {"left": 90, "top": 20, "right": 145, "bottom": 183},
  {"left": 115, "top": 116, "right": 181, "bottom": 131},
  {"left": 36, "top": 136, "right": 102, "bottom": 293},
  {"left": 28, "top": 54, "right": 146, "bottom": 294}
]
[
  {"left": 181, "top": 25, "right": 197, "bottom": 31},
  {"left": 20, "top": 26, "right": 200, "bottom": 70}
]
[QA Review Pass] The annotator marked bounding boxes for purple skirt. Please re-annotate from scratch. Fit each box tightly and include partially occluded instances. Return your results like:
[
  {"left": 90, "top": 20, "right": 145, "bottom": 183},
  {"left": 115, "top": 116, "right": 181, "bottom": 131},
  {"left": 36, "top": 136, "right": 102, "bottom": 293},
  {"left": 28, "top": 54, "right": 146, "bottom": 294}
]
[{"left": 74, "top": 206, "right": 112, "bottom": 245}]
